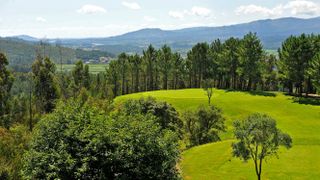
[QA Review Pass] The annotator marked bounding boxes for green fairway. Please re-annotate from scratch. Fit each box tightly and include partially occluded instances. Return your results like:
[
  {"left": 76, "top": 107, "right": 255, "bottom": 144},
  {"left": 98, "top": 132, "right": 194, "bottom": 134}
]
[
  {"left": 58, "top": 64, "right": 108, "bottom": 74},
  {"left": 116, "top": 89, "right": 320, "bottom": 179}
]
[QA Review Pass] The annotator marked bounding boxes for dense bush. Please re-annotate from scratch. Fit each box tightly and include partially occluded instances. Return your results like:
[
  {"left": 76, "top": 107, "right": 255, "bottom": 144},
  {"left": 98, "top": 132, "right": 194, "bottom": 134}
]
[
  {"left": 22, "top": 100, "right": 180, "bottom": 179},
  {"left": 183, "top": 105, "right": 226, "bottom": 147},
  {"left": 119, "top": 97, "right": 183, "bottom": 135},
  {"left": 0, "top": 125, "right": 31, "bottom": 179}
]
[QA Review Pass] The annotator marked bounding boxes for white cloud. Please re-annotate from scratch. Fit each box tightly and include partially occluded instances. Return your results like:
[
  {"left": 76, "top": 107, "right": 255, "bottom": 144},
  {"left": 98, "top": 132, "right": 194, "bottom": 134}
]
[
  {"left": 235, "top": 0, "right": 320, "bottom": 17},
  {"left": 169, "top": 6, "right": 213, "bottom": 19},
  {"left": 285, "top": 0, "right": 320, "bottom": 15},
  {"left": 191, "top": 6, "right": 212, "bottom": 17},
  {"left": 143, "top": 16, "right": 156, "bottom": 22},
  {"left": 122, "top": 1, "right": 141, "bottom": 10},
  {"left": 169, "top": 11, "right": 185, "bottom": 19},
  {"left": 36, "top": 17, "right": 47, "bottom": 23},
  {"left": 77, "top": 4, "right": 106, "bottom": 14},
  {"left": 235, "top": 4, "right": 283, "bottom": 16}
]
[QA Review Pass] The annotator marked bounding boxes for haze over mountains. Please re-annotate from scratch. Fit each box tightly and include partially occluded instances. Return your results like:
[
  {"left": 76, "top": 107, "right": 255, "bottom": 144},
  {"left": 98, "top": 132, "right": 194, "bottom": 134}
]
[{"left": 7, "top": 16, "right": 320, "bottom": 55}]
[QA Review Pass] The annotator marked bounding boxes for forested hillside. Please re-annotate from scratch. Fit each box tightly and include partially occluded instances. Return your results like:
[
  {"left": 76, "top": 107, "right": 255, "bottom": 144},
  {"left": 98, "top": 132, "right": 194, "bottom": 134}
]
[{"left": 0, "top": 37, "right": 114, "bottom": 71}]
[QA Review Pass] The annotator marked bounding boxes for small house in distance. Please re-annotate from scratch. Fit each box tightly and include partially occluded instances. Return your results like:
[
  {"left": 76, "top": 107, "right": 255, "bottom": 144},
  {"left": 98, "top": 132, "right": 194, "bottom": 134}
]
[{"left": 99, "top": 56, "right": 111, "bottom": 64}]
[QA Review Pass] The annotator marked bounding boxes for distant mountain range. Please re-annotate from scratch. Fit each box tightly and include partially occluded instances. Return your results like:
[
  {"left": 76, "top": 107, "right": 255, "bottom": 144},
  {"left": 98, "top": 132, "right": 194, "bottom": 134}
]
[{"left": 7, "top": 16, "right": 320, "bottom": 55}]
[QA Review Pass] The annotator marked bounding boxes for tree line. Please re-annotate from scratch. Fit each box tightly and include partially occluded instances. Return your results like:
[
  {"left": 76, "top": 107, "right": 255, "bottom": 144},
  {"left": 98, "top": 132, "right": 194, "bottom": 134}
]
[{"left": 105, "top": 33, "right": 320, "bottom": 97}]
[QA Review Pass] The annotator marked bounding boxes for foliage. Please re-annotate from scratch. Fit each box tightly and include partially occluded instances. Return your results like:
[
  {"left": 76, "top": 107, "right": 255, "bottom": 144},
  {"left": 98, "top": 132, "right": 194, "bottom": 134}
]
[
  {"left": 0, "top": 53, "right": 14, "bottom": 128},
  {"left": 119, "top": 97, "right": 183, "bottom": 134},
  {"left": 182, "top": 105, "right": 225, "bottom": 147},
  {"left": 239, "top": 32, "right": 264, "bottom": 91},
  {"left": 22, "top": 100, "right": 181, "bottom": 179},
  {"left": 307, "top": 52, "right": 320, "bottom": 93},
  {"left": 202, "top": 79, "right": 215, "bottom": 105},
  {"left": 278, "top": 34, "right": 320, "bottom": 95},
  {"left": 71, "top": 60, "right": 91, "bottom": 93},
  {"left": 32, "top": 56, "right": 59, "bottom": 113},
  {"left": 232, "top": 113, "right": 292, "bottom": 180},
  {"left": 0, "top": 125, "right": 31, "bottom": 179}
]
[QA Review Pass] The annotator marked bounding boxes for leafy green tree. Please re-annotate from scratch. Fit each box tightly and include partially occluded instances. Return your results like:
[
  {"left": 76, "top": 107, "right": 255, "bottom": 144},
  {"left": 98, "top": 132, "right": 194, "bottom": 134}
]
[
  {"left": 106, "top": 60, "right": 120, "bottom": 97},
  {"left": 239, "top": 32, "right": 264, "bottom": 91},
  {"left": 22, "top": 100, "right": 180, "bottom": 179},
  {"left": 143, "top": 45, "right": 157, "bottom": 91},
  {"left": 307, "top": 52, "right": 320, "bottom": 93},
  {"left": 187, "top": 43, "right": 209, "bottom": 88},
  {"left": 83, "top": 64, "right": 90, "bottom": 90},
  {"left": 232, "top": 113, "right": 292, "bottom": 180},
  {"left": 0, "top": 53, "right": 14, "bottom": 128},
  {"left": 223, "top": 37, "right": 241, "bottom": 89},
  {"left": 172, "top": 52, "right": 185, "bottom": 89},
  {"left": 128, "top": 54, "right": 142, "bottom": 92},
  {"left": 208, "top": 39, "right": 224, "bottom": 88},
  {"left": 71, "top": 61, "right": 91, "bottom": 92},
  {"left": 159, "top": 45, "right": 173, "bottom": 90},
  {"left": 261, "top": 54, "right": 278, "bottom": 91},
  {"left": 118, "top": 53, "right": 128, "bottom": 95},
  {"left": 202, "top": 79, "right": 215, "bottom": 105},
  {"left": 278, "top": 34, "right": 314, "bottom": 95},
  {"left": 72, "top": 60, "right": 84, "bottom": 88},
  {"left": 32, "top": 56, "right": 59, "bottom": 113},
  {"left": 120, "top": 97, "right": 183, "bottom": 134},
  {"left": 183, "top": 105, "right": 225, "bottom": 147}
]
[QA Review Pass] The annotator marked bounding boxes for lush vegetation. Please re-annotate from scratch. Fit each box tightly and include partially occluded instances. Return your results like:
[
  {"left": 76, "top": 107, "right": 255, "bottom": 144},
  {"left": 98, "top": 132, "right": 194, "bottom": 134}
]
[
  {"left": 22, "top": 99, "right": 180, "bottom": 179},
  {"left": 232, "top": 113, "right": 292, "bottom": 180},
  {"left": 0, "top": 32, "right": 320, "bottom": 179}
]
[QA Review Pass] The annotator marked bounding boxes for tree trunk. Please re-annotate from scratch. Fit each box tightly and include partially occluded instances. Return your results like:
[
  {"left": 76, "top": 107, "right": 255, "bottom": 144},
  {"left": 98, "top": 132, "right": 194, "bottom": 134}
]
[
  {"left": 258, "top": 157, "right": 263, "bottom": 180},
  {"left": 122, "top": 76, "right": 125, "bottom": 95},
  {"left": 114, "top": 80, "right": 118, "bottom": 97},
  {"left": 29, "top": 84, "right": 33, "bottom": 131},
  {"left": 164, "top": 74, "right": 168, "bottom": 90},
  {"left": 131, "top": 73, "right": 134, "bottom": 93},
  {"left": 135, "top": 69, "right": 139, "bottom": 92},
  {"left": 247, "top": 78, "right": 252, "bottom": 91}
]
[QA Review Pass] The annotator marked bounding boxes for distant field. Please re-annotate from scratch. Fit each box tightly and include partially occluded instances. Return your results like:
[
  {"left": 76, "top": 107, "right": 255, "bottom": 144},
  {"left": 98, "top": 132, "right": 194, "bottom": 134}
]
[
  {"left": 265, "top": 49, "right": 277, "bottom": 55},
  {"left": 116, "top": 89, "right": 320, "bottom": 179},
  {"left": 57, "top": 64, "right": 108, "bottom": 74}
]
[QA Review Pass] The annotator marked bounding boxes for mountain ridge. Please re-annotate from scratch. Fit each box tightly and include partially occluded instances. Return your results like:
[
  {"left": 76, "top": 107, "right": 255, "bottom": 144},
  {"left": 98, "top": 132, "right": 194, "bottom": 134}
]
[{"left": 6, "top": 16, "right": 320, "bottom": 54}]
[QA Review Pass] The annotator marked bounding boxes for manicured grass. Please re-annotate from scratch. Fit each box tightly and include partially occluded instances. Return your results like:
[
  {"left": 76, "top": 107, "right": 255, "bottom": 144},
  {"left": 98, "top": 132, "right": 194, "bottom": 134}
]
[
  {"left": 57, "top": 64, "right": 108, "bottom": 74},
  {"left": 116, "top": 89, "right": 320, "bottom": 179}
]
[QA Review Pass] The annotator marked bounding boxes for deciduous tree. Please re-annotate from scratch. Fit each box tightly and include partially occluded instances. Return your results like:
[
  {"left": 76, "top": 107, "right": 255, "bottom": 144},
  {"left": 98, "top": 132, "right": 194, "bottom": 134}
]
[{"left": 232, "top": 113, "right": 292, "bottom": 180}]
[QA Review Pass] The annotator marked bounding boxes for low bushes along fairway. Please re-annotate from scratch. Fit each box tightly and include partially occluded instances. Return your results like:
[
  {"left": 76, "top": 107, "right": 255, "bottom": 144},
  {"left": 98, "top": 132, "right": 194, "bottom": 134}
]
[{"left": 116, "top": 89, "right": 320, "bottom": 179}]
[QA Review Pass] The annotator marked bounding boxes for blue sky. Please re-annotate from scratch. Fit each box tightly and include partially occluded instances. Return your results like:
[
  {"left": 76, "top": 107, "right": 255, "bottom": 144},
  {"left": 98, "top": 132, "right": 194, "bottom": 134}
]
[{"left": 1, "top": 0, "right": 320, "bottom": 38}]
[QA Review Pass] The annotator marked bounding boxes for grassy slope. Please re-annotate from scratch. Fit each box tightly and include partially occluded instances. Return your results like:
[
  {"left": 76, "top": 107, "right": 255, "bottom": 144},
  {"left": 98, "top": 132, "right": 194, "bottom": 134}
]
[{"left": 116, "top": 89, "right": 320, "bottom": 179}]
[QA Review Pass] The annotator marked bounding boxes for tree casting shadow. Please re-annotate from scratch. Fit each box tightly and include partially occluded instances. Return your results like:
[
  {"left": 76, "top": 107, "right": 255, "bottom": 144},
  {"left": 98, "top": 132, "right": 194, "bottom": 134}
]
[{"left": 291, "top": 96, "right": 320, "bottom": 106}]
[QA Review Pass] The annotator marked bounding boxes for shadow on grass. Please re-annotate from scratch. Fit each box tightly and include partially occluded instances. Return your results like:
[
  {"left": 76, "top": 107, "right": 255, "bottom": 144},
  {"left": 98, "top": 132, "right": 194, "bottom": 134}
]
[
  {"left": 225, "top": 89, "right": 277, "bottom": 97},
  {"left": 291, "top": 96, "right": 320, "bottom": 106}
]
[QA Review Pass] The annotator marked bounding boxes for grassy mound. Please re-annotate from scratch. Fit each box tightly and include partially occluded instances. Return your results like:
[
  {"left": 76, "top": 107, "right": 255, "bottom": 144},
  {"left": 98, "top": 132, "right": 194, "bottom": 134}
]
[{"left": 116, "top": 89, "right": 320, "bottom": 179}]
